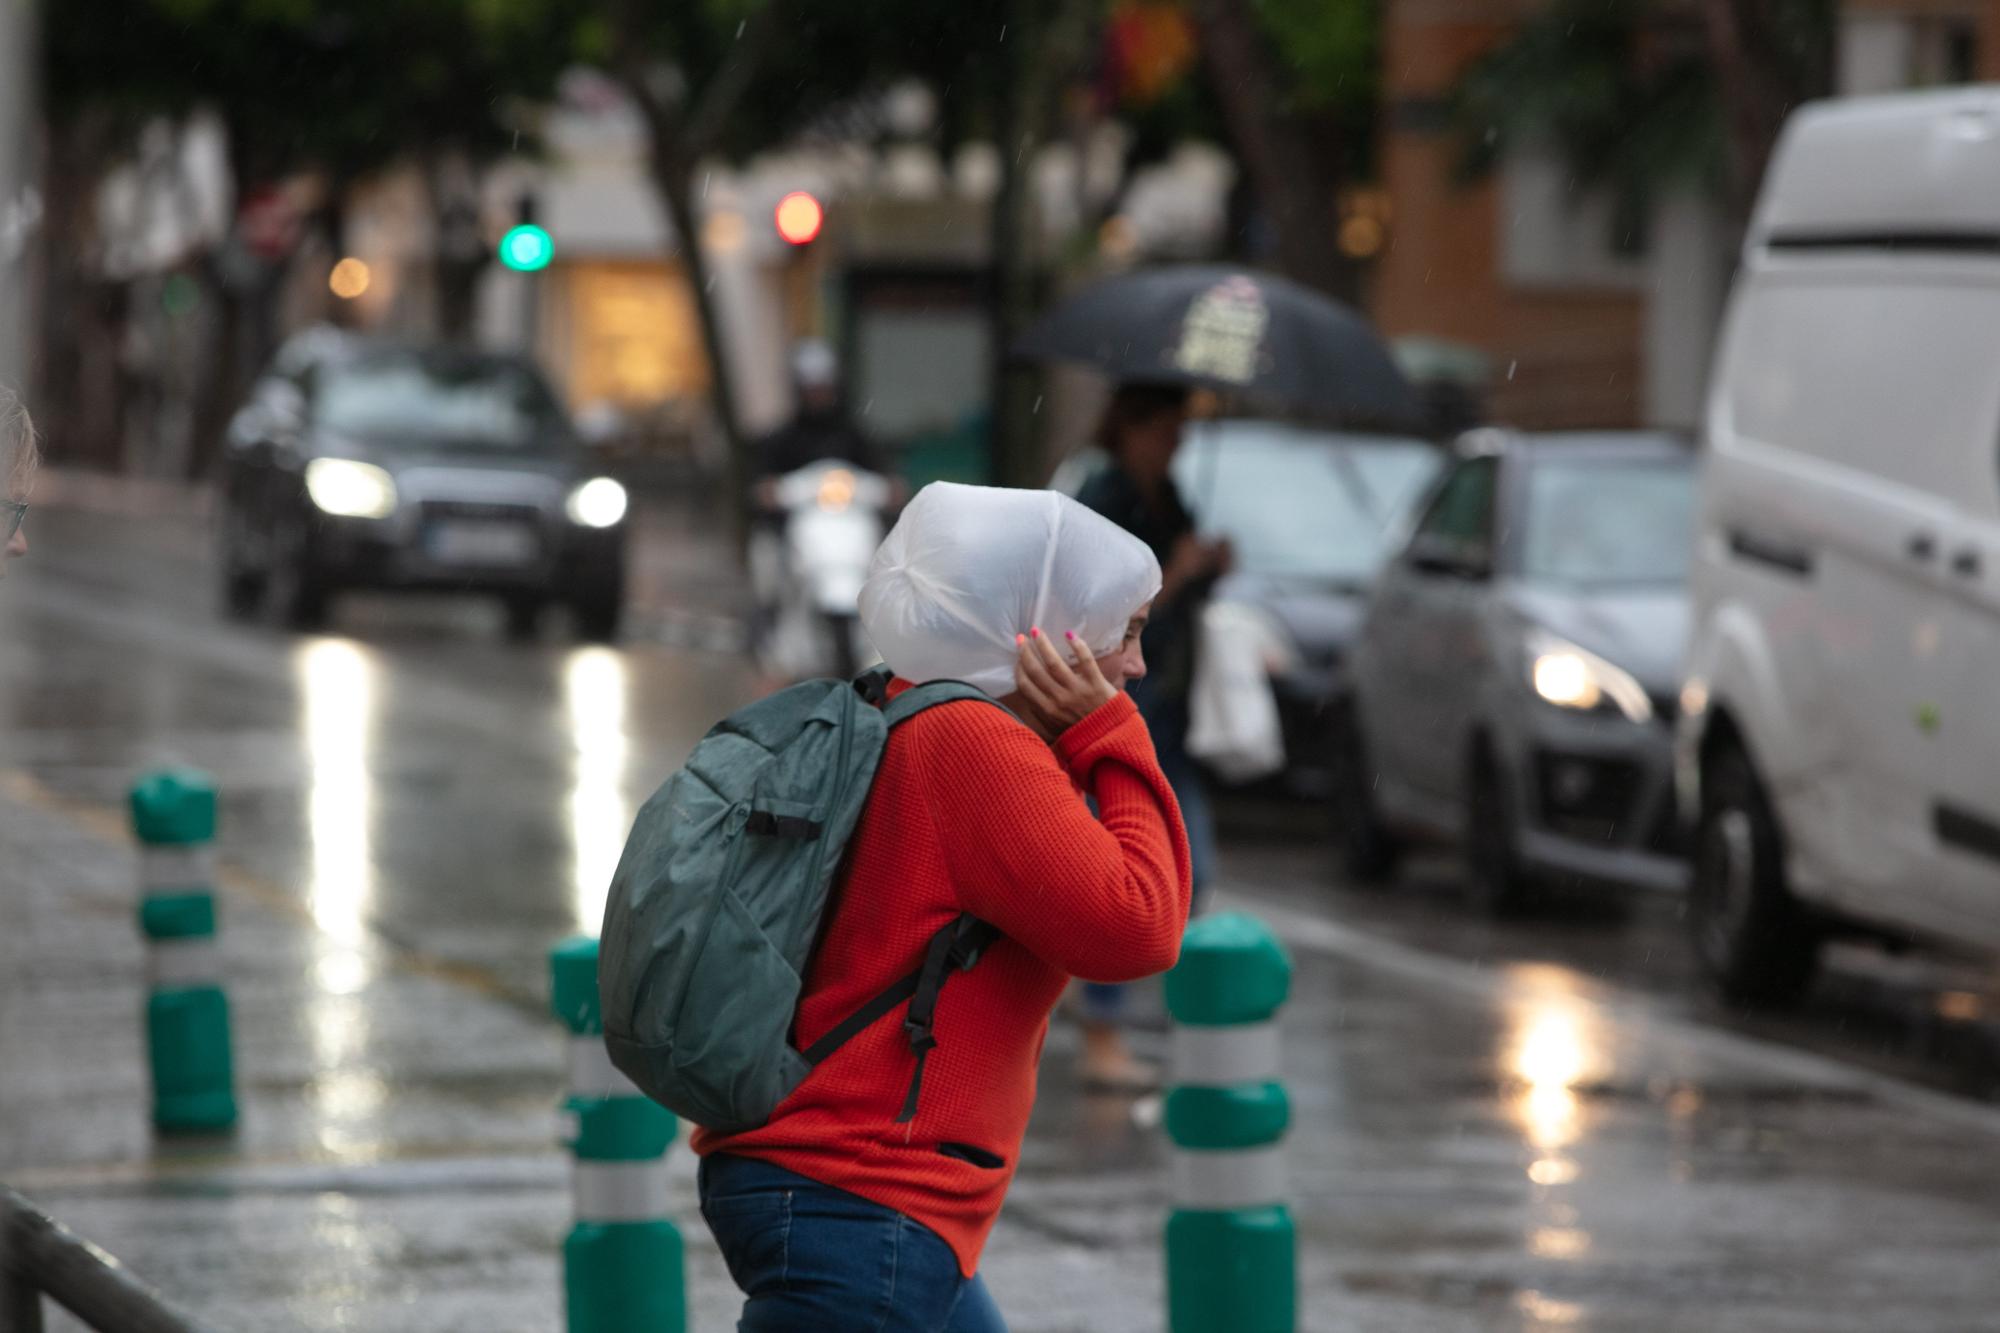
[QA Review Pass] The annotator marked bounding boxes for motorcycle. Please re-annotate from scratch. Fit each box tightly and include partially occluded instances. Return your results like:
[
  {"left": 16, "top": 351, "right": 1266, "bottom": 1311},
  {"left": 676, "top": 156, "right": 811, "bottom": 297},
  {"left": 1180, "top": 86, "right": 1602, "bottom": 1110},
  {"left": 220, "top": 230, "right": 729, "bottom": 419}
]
[{"left": 751, "top": 459, "right": 895, "bottom": 681}]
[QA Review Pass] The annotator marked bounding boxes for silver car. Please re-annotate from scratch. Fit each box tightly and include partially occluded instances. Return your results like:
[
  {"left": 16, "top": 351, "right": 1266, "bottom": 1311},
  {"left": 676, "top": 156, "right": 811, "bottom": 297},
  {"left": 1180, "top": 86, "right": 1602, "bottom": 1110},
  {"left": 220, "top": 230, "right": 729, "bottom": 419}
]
[{"left": 1336, "top": 430, "right": 1696, "bottom": 911}]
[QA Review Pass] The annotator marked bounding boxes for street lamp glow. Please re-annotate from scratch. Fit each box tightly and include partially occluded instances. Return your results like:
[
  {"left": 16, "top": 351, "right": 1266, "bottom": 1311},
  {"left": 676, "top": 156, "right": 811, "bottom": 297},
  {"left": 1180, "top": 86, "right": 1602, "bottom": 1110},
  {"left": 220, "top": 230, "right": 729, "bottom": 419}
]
[
  {"left": 774, "top": 191, "right": 824, "bottom": 246},
  {"left": 499, "top": 223, "right": 554, "bottom": 272},
  {"left": 328, "top": 257, "right": 371, "bottom": 299}
]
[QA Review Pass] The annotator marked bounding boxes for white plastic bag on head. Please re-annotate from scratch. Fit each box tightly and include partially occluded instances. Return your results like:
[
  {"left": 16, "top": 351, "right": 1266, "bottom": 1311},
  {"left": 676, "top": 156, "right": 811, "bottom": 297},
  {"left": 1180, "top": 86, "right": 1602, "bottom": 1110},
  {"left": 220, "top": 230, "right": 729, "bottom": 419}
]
[{"left": 859, "top": 482, "right": 1163, "bottom": 695}]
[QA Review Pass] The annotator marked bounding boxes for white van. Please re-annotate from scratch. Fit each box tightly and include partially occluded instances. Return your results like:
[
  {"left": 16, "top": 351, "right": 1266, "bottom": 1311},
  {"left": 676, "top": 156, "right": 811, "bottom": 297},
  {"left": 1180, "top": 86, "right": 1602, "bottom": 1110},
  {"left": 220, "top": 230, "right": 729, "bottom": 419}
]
[{"left": 1679, "top": 87, "right": 2000, "bottom": 1004}]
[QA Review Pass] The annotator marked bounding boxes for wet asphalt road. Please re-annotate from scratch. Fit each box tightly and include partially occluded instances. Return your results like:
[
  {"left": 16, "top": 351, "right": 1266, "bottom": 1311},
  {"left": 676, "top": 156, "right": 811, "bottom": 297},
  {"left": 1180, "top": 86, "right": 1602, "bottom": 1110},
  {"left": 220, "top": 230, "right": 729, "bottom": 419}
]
[{"left": 5, "top": 489, "right": 2000, "bottom": 1332}]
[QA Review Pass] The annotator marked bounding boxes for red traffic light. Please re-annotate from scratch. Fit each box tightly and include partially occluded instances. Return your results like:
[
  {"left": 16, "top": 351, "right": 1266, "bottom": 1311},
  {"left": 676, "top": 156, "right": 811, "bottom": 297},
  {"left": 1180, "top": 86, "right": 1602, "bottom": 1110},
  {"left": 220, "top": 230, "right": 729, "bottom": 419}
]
[{"left": 775, "top": 191, "right": 825, "bottom": 246}]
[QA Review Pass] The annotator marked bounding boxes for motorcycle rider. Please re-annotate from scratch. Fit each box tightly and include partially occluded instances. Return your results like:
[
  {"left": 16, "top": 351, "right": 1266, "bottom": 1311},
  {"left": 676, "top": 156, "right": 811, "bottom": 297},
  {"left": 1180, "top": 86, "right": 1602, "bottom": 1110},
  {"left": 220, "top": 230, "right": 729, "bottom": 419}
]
[
  {"left": 753, "top": 339, "right": 881, "bottom": 492},
  {"left": 748, "top": 340, "right": 893, "bottom": 673}
]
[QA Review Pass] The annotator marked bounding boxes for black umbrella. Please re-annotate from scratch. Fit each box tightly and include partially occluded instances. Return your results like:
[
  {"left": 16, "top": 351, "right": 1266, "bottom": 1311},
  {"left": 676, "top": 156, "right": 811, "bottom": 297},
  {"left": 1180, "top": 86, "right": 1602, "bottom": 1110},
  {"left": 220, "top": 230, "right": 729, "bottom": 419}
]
[{"left": 1014, "top": 265, "right": 1426, "bottom": 432}]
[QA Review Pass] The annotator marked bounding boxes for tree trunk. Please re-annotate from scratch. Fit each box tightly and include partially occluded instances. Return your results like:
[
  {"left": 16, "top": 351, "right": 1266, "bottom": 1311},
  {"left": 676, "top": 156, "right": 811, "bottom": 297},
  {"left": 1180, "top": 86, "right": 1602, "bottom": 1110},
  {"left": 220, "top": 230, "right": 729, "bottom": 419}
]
[
  {"left": 1191, "top": 0, "right": 1355, "bottom": 300},
  {"left": 423, "top": 150, "right": 487, "bottom": 341},
  {"left": 640, "top": 128, "right": 749, "bottom": 541},
  {"left": 185, "top": 133, "right": 281, "bottom": 482},
  {"left": 989, "top": 0, "right": 1096, "bottom": 489},
  {"left": 32, "top": 112, "right": 120, "bottom": 470},
  {"left": 609, "top": 0, "right": 788, "bottom": 545}
]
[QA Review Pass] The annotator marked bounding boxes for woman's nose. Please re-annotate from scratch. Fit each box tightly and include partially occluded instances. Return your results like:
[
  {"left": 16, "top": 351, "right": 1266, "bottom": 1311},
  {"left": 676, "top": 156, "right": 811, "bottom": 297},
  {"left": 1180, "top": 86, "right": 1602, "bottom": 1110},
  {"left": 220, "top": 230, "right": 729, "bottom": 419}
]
[
  {"left": 4, "top": 527, "right": 25, "bottom": 561},
  {"left": 1123, "top": 644, "right": 1146, "bottom": 682}
]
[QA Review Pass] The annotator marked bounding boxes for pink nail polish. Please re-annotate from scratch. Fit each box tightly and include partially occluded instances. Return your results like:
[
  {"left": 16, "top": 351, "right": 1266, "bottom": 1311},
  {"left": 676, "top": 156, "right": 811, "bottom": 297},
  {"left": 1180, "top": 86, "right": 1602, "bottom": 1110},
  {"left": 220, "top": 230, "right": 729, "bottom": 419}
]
[
  {"left": 1030, "top": 627, "right": 1041, "bottom": 639},
  {"left": 1015, "top": 633, "right": 1025, "bottom": 645},
  {"left": 1064, "top": 631, "right": 1076, "bottom": 641}
]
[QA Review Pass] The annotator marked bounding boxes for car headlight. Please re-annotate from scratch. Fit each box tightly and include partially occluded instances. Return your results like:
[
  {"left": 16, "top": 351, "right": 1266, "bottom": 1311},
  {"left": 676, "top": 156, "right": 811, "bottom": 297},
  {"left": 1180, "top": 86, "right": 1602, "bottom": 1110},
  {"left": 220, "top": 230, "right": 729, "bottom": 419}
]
[
  {"left": 566, "top": 477, "right": 629, "bottom": 528},
  {"left": 304, "top": 458, "right": 397, "bottom": 519},
  {"left": 1526, "top": 628, "right": 1652, "bottom": 723}
]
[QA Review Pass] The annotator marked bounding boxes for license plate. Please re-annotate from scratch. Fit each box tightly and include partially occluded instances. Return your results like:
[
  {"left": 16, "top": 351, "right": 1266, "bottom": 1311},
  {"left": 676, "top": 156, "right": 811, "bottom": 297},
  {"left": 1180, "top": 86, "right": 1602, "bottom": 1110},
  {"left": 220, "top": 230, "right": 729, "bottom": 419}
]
[{"left": 427, "top": 520, "right": 538, "bottom": 566}]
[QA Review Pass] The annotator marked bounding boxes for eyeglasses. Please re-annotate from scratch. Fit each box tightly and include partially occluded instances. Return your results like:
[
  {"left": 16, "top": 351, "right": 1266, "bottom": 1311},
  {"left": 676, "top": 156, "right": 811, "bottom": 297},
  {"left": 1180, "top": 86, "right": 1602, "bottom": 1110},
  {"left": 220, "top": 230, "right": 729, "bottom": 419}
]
[{"left": 3, "top": 501, "right": 25, "bottom": 542}]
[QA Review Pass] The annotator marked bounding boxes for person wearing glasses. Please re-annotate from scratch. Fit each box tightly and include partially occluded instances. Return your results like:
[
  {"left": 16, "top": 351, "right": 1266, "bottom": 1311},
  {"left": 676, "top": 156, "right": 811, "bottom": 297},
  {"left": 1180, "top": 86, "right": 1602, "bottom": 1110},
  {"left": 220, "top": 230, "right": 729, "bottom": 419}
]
[{"left": 2, "top": 388, "right": 36, "bottom": 573}]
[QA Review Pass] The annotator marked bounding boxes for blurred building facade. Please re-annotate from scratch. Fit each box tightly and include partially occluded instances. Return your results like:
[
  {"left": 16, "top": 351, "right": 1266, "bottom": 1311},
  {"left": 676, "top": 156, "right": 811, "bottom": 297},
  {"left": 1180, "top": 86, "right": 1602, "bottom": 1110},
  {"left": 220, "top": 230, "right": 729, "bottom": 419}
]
[{"left": 1375, "top": 0, "right": 2000, "bottom": 433}]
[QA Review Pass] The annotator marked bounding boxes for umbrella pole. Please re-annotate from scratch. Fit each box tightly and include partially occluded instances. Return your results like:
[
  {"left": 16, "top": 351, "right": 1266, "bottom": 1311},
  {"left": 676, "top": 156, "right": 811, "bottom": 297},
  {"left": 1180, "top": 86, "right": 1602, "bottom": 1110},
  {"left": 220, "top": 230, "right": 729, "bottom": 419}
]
[{"left": 1196, "top": 415, "right": 1221, "bottom": 532}]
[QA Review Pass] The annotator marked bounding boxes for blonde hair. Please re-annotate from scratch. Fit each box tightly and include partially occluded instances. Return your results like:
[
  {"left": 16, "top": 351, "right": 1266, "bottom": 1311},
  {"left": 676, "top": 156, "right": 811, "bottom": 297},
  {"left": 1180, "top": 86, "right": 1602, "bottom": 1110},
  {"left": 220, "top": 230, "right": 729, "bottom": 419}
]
[{"left": 1, "top": 386, "right": 38, "bottom": 500}]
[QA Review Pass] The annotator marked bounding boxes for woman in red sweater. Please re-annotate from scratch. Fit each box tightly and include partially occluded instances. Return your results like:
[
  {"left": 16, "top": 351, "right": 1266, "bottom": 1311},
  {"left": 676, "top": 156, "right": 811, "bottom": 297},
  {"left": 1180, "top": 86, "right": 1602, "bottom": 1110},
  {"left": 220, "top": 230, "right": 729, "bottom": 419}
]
[{"left": 692, "top": 485, "right": 1193, "bottom": 1332}]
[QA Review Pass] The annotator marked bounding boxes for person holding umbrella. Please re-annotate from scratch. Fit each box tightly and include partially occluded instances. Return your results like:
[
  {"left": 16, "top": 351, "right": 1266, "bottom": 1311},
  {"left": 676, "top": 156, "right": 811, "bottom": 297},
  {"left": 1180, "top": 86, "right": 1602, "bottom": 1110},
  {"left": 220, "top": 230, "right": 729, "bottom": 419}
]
[
  {"left": 1020, "top": 266, "right": 1425, "bottom": 1089},
  {"left": 1072, "top": 382, "right": 1229, "bottom": 1090}
]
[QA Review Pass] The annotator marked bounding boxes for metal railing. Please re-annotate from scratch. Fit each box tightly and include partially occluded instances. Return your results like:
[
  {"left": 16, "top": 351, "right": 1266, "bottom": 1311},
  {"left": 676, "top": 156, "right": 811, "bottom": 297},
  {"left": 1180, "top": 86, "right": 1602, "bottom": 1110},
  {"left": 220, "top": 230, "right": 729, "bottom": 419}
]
[{"left": 1, "top": 1188, "right": 206, "bottom": 1333}]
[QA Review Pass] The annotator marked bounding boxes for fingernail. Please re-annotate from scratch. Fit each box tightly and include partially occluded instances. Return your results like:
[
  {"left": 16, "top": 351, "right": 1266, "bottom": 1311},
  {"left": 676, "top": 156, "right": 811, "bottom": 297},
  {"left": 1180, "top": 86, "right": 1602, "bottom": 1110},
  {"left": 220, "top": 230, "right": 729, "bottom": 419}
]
[
  {"left": 1064, "top": 630, "right": 1076, "bottom": 641},
  {"left": 1015, "top": 633, "right": 1025, "bottom": 645},
  {"left": 1030, "top": 627, "right": 1041, "bottom": 639}
]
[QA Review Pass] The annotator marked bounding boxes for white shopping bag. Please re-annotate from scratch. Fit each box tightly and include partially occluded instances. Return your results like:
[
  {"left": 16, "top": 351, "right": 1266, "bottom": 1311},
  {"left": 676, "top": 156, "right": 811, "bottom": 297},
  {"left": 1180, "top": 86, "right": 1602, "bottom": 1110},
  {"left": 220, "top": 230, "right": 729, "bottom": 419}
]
[{"left": 1186, "top": 600, "right": 1286, "bottom": 783}]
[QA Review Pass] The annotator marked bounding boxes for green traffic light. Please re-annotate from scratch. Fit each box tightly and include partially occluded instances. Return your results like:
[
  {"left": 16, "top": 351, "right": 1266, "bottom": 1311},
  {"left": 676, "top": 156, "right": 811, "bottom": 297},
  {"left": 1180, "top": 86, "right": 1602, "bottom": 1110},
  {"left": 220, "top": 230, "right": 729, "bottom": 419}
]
[{"left": 499, "top": 223, "right": 553, "bottom": 272}]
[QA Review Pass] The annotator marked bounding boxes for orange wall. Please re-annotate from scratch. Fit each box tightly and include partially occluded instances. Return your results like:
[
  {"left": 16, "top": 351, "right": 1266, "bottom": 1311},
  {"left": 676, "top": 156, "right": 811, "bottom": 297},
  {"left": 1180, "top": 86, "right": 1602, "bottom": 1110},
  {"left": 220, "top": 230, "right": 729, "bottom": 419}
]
[{"left": 1374, "top": 2, "right": 1646, "bottom": 429}]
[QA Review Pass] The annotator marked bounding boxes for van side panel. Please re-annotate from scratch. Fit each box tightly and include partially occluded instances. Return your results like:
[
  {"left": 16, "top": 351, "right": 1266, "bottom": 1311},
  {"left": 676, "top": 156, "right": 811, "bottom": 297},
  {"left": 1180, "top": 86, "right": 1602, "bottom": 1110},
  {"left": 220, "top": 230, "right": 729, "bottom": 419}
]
[{"left": 1695, "top": 257, "right": 2000, "bottom": 940}]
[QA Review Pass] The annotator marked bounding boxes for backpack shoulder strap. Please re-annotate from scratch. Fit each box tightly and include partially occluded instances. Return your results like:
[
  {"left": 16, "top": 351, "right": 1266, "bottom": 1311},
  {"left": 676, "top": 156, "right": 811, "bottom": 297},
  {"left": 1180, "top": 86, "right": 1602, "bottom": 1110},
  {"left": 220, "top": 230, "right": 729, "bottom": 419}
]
[
  {"left": 881, "top": 679, "right": 1016, "bottom": 729},
  {"left": 800, "top": 911, "right": 999, "bottom": 1124}
]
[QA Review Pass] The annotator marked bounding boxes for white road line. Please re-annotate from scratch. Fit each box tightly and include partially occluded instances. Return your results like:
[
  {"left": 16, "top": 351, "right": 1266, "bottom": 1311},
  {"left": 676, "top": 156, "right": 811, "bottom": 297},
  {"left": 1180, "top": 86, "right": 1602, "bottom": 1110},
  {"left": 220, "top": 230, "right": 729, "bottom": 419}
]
[{"left": 1219, "top": 885, "right": 2000, "bottom": 1139}]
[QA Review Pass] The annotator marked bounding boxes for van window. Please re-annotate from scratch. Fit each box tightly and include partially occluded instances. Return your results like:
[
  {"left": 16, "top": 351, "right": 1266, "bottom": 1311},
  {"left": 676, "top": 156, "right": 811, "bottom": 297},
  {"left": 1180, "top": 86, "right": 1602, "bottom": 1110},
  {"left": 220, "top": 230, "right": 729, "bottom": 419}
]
[{"left": 1724, "top": 274, "right": 2000, "bottom": 516}]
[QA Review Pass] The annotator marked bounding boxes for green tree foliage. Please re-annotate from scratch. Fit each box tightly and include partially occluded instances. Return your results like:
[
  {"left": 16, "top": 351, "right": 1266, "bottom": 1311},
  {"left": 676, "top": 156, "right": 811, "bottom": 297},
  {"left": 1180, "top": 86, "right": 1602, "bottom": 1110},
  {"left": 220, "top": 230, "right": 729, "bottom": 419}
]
[
  {"left": 1453, "top": 2, "right": 1719, "bottom": 252},
  {"left": 45, "top": 0, "right": 573, "bottom": 182},
  {"left": 1452, "top": 0, "right": 1836, "bottom": 241}
]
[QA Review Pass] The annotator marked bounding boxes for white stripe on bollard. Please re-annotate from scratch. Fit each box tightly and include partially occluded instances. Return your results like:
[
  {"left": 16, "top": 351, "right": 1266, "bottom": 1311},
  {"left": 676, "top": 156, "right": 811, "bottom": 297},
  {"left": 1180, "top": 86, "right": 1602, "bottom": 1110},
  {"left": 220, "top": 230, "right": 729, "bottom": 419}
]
[
  {"left": 572, "top": 1160, "right": 674, "bottom": 1224},
  {"left": 568, "top": 1036, "right": 641, "bottom": 1099},
  {"left": 140, "top": 845, "right": 217, "bottom": 892},
  {"left": 1171, "top": 1021, "right": 1281, "bottom": 1087},
  {"left": 1171, "top": 1145, "right": 1288, "bottom": 1212},
  {"left": 146, "top": 937, "right": 222, "bottom": 989}
]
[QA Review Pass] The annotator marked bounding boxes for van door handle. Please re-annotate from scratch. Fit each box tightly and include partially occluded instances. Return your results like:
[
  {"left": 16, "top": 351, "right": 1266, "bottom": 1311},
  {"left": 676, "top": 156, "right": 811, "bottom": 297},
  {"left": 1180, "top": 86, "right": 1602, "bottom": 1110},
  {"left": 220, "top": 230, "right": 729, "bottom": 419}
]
[
  {"left": 1908, "top": 532, "right": 1938, "bottom": 562},
  {"left": 1952, "top": 548, "right": 1983, "bottom": 577}
]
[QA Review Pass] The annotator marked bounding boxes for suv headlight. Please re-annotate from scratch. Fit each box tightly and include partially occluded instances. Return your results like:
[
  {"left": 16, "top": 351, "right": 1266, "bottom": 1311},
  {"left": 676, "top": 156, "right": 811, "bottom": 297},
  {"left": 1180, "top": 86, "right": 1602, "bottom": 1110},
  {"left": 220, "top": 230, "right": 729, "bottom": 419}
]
[
  {"left": 566, "top": 477, "right": 629, "bottom": 528},
  {"left": 1526, "top": 628, "right": 1652, "bottom": 723},
  {"left": 304, "top": 458, "right": 397, "bottom": 519}
]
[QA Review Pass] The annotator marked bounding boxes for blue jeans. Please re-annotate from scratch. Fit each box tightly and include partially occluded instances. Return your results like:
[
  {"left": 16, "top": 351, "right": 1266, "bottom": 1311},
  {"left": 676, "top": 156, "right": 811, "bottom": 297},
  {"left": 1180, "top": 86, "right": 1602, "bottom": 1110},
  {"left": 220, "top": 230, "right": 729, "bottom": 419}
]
[
  {"left": 699, "top": 1154, "right": 1007, "bottom": 1333},
  {"left": 1081, "top": 678, "right": 1213, "bottom": 1024}
]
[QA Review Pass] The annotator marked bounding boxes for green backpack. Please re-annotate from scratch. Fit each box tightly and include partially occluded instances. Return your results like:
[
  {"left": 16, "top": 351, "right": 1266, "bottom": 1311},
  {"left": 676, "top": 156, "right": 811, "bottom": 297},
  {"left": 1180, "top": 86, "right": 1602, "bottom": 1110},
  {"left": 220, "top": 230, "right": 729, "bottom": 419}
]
[{"left": 598, "top": 669, "right": 1007, "bottom": 1135}]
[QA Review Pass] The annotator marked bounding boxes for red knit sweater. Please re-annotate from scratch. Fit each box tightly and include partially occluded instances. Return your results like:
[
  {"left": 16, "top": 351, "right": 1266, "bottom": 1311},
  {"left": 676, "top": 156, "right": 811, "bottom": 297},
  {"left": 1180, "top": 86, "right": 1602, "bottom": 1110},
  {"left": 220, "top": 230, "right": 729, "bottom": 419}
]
[{"left": 690, "top": 681, "right": 1191, "bottom": 1276}]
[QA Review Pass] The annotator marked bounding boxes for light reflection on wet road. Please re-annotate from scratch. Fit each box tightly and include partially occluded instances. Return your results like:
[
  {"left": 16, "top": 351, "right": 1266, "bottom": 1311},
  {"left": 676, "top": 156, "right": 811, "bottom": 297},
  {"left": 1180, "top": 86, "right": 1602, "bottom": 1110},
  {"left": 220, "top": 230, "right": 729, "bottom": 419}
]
[{"left": 5, "top": 499, "right": 2000, "bottom": 1331}]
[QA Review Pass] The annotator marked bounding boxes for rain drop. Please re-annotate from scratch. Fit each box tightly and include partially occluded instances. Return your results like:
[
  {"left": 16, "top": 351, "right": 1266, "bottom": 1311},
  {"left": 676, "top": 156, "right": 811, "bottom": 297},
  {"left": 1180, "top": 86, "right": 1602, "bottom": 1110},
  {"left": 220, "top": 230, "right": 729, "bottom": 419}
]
[
  {"left": 736, "top": 19, "right": 745, "bottom": 38},
  {"left": 1507, "top": 359, "right": 1518, "bottom": 381}
]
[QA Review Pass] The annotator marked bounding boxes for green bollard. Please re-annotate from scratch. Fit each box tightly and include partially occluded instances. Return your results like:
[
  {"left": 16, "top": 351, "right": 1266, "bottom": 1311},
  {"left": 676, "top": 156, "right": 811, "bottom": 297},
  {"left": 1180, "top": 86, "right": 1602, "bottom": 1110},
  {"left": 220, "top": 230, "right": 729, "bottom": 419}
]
[
  {"left": 550, "top": 936, "right": 683, "bottom": 1333},
  {"left": 130, "top": 769, "right": 236, "bottom": 1134},
  {"left": 1163, "top": 912, "right": 1296, "bottom": 1332}
]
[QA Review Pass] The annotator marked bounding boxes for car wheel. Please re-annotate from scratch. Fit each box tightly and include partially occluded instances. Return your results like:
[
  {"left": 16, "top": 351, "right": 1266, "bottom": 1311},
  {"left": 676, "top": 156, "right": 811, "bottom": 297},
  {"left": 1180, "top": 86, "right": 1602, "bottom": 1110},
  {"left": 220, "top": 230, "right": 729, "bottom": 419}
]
[
  {"left": 1690, "top": 742, "right": 1819, "bottom": 1006},
  {"left": 572, "top": 584, "right": 623, "bottom": 643},
  {"left": 267, "top": 518, "right": 331, "bottom": 631},
  {"left": 1329, "top": 703, "right": 1400, "bottom": 884},
  {"left": 503, "top": 595, "right": 544, "bottom": 642},
  {"left": 1465, "top": 744, "right": 1532, "bottom": 916},
  {"left": 218, "top": 515, "right": 265, "bottom": 621}
]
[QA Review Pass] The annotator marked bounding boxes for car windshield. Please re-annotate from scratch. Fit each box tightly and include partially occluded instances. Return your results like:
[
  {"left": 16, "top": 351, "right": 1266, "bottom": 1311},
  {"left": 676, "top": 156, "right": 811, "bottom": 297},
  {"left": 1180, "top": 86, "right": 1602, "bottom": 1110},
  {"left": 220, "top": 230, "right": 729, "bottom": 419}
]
[
  {"left": 1520, "top": 455, "right": 1697, "bottom": 587},
  {"left": 1173, "top": 423, "right": 1442, "bottom": 584},
  {"left": 313, "top": 352, "right": 567, "bottom": 451}
]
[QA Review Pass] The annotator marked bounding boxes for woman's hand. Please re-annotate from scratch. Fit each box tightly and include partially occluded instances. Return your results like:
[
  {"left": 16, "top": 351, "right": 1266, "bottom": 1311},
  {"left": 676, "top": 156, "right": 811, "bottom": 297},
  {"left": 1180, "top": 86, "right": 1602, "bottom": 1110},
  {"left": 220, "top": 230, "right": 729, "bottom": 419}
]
[{"left": 1014, "top": 629, "right": 1118, "bottom": 737}]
